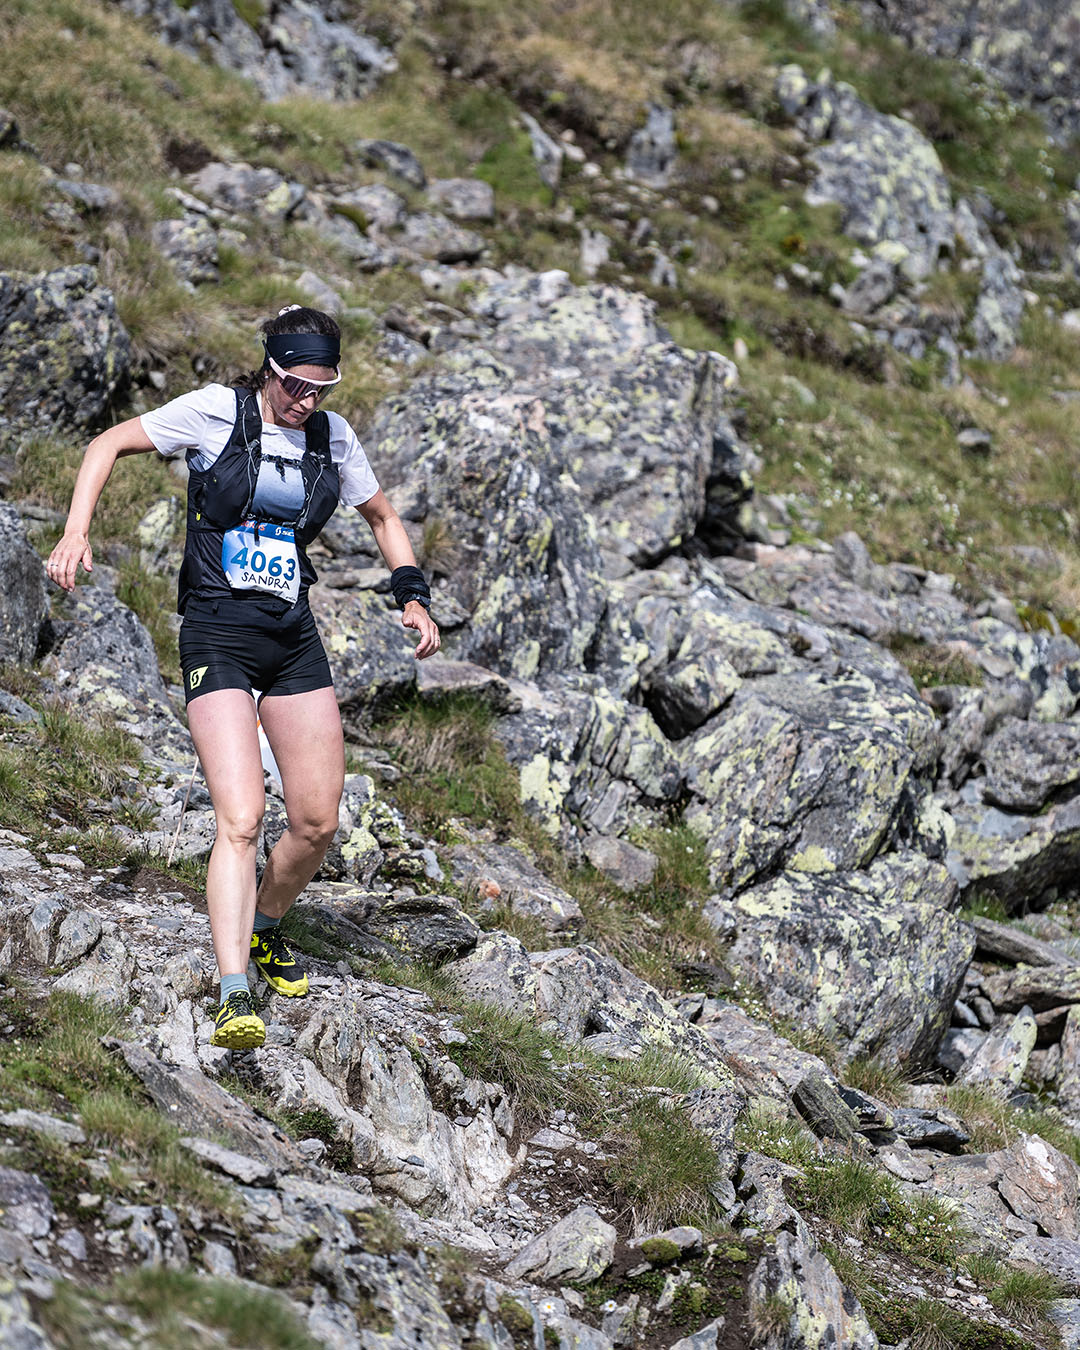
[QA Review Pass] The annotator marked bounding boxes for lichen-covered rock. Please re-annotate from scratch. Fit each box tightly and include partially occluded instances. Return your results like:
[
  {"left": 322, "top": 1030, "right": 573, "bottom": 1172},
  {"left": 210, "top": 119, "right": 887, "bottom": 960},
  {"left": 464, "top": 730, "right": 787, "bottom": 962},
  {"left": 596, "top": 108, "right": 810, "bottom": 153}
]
[
  {"left": 366, "top": 276, "right": 738, "bottom": 672},
  {"left": 0, "top": 265, "right": 130, "bottom": 443},
  {"left": 151, "top": 215, "right": 218, "bottom": 285},
  {"left": 626, "top": 104, "right": 677, "bottom": 187},
  {"left": 293, "top": 990, "right": 519, "bottom": 1219},
  {"left": 496, "top": 677, "right": 682, "bottom": 841},
  {"left": 398, "top": 212, "right": 485, "bottom": 264},
  {"left": 581, "top": 834, "right": 657, "bottom": 892},
  {"left": 504, "top": 1205, "right": 616, "bottom": 1284},
  {"left": 471, "top": 274, "right": 738, "bottom": 566},
  {"left": 113, "top": 1040, "right": 305, "bottom": 1170},
  {"left": 364, "top": 350, "right": 607, "bottom": 682},
  {"left": 449, "top": 936, "right": 743, "bottom": 1127},
  {"left": 997, "top": 1134, "right": 1080, "bottom": 1239},
  {"left": 448, "top": 840, "right": 583, "bottom": 932},
  {"left": 776, "top": 65, "right": 952, "bottom": 279},
  {"left": 946, "top": 787, "right": 1080, "bottom": 911},
  {"left": 353, "top": 892, "right": 480, "bottom": 963},
  {"left": 426, "top": 178, "right": 496, "bottom": 223},
  {"left": 684, "top": 668, "right": 939, "bottom": 891},
  {"left": 42, "top": 573, "right": 185, "bottom": 750},
  {"left": 956, "top": 1005, "right": 1037, "bottom": 1093},
  {"left": 315, "top": 1248, "right": 461, "bottom": 1350},
  {"left": 864, "top": 0, "right": 1080, "bottom": 143},
  {"left": 0, "top": 503, "right": 46, "bottom": 665},
  {"left": 0, "top": 1165, "right": 55, "bottom": 1239},
  {"left": 981, "top": 963, "right": 1080, "bottom": 1014},
  {"left": 53, "top": 933, "right": 134, "bottom": 1006},
  {"left": 693, "top": 999, "right": 835, "bottom": 1109},
  {"left": 715, "top": 854, "right": 973, "bottom": 1068},
  {"left": 313, "top": 587, "right": 420, "bottom": 726},
  {"left": 357, "top": 138, "right": 427, "bottom": 188},
  {"left": 746, "top": 1215, "right": 878, "bottom": 1349},
  {"left": 117, "top": 0, "right": 396, "bottom": 103},
  {"left": 980, "top": 717, "right": 1080, "bottom": 811},
  {"left": 0, "top": 1278, "right": 49, "bottom": 1349},
  {"left": 331, "top": 182, "right": 406, "bottom": 231},
  {"left": 185, "top": 160, "right": 304, "bottom": 221}
]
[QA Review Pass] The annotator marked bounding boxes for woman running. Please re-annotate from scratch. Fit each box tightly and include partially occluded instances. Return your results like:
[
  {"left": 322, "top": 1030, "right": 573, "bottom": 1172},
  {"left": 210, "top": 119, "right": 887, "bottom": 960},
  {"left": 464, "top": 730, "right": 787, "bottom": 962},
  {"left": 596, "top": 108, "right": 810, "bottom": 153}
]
[{"left": 47, "top": 304, "right": 440, "bottom": 1050}]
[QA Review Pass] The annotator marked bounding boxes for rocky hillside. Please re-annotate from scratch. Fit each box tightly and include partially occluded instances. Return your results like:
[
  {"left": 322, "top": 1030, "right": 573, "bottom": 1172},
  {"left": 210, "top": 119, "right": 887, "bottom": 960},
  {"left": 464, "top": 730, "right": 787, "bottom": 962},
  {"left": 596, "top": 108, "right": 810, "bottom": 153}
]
[{"left": 7, "top": 1, "right": 1080, "bottom": 1347}]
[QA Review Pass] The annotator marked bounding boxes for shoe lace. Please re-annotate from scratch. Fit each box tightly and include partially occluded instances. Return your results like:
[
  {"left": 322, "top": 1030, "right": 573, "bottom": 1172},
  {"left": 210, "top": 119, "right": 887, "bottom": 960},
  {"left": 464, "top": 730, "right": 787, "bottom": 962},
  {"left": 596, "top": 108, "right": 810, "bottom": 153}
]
[
  {"left": 258, "top": 927, "right": 292, "bottom": 965},
  {"left": 221, "top": 990, "right": 252, "bottom": 1017}
]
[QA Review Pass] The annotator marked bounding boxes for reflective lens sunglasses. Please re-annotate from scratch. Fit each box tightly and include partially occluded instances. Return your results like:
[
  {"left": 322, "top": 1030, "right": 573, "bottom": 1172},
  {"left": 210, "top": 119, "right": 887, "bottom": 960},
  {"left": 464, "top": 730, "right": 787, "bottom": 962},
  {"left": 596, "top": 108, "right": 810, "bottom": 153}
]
[{"left": 267, "top": 354, "right": 342, "bottom": 404}]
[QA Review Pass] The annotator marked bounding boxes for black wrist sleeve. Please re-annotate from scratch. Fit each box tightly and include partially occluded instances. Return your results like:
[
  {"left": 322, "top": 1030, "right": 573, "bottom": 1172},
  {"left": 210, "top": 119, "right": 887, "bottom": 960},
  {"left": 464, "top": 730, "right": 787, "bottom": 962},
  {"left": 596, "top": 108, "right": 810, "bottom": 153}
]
[{"left": 390, "top": 565, "right": 432, "bottom": 610}]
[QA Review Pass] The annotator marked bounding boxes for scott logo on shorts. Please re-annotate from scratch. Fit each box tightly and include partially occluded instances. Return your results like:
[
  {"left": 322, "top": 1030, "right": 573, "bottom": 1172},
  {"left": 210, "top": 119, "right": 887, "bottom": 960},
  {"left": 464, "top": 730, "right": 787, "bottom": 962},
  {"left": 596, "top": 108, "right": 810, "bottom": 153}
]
[{"left": 189, "top": 666, "right": 209, "bottom": 690}]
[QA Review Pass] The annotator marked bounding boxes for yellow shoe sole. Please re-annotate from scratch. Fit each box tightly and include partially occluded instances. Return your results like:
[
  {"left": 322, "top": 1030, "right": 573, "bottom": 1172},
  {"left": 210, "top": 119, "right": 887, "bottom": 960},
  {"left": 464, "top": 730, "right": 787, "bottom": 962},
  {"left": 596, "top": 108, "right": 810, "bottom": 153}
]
[
  {"left": 210, "top": 1014, "right": 266, "bottom": 1050},
  {"left": 254, "top": 967, "right": 309, "bottom": 997}
]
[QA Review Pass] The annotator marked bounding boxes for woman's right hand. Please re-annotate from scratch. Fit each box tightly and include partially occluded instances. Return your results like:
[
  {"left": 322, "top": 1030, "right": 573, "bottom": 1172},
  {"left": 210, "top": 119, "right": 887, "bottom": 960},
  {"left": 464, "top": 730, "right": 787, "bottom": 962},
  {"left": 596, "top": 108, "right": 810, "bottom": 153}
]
[{"left": 46, "top": 531, "right": 93, "bottom": 592}]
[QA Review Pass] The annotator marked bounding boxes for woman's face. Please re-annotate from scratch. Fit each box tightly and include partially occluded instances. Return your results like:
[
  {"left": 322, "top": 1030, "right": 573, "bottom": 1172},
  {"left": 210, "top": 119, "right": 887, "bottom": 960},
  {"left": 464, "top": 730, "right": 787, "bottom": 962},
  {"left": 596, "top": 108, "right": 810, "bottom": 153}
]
[{"left": 262, "top": 363, "right": 338, "bottom": 427}]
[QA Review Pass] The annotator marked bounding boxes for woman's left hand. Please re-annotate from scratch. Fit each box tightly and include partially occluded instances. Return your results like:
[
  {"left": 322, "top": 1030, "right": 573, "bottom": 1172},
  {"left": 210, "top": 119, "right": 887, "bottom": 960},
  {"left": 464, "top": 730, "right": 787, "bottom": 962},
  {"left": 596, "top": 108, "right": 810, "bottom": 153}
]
[{"left": 403, "top": 601, "right": 441, "bottom": 659}]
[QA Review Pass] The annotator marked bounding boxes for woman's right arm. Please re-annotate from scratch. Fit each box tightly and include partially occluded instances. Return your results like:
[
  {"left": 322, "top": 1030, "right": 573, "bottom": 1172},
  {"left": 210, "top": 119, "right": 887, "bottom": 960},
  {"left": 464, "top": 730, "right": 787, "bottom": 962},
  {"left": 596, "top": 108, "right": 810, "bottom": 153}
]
[{"left": 46, "top": 416, "right": 159, "bottom": 592}]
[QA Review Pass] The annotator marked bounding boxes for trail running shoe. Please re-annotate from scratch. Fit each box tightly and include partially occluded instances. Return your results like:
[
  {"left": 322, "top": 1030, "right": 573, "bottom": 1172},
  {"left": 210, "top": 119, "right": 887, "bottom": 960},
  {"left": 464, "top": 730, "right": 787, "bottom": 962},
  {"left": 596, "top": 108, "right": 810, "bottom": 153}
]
[
  {"left": 251, "top": 927, "right": 309, "bottom": 997},
  {"left": 210, "top": 991, "right": 266, "bottom": 1050}
]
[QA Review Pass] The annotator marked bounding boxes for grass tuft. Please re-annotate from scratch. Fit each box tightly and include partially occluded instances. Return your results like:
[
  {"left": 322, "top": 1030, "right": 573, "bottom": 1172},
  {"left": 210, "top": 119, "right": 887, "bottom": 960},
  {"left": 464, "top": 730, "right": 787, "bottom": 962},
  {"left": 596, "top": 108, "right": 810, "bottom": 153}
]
[
  {"left": 734, "top": 1102, "right": 817, "bottom": 1168},
  {"left": 604, "top": 1097, "right": 724, "bottom": 1232},
  {"left": 841, "top": 1055, "right": 908, "bottom": 1107},
  {"left": 988, "top": 1266, "right": 1065, "bottom": 1324},
  {"left": 0, "top": 986, "right": 238, "bottom": 1220}
]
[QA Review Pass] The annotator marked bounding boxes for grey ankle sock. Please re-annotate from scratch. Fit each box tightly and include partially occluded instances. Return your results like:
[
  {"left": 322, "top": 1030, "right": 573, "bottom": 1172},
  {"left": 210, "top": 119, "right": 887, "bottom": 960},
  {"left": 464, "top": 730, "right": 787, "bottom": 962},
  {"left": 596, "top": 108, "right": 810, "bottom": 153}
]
[
  {"left": 252, "top": 910, "right": 280, "bottom": 934},
  {"left": 219, "top": 973, "right": 249, "bottom": 1003}
]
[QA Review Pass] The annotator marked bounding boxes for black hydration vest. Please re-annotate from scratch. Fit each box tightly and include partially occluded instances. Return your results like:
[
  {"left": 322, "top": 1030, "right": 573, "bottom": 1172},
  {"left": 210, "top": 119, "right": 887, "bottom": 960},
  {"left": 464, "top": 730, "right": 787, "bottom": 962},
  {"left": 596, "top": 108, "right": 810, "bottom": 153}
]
[{"left": 177, "top": 387, "right": 340, "bottom": 614}]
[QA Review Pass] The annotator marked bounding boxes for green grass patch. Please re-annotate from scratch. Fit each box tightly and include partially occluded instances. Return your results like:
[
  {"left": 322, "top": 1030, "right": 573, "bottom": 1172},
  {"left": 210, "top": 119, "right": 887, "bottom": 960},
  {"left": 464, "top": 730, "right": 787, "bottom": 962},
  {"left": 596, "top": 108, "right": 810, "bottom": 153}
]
[
  {"left": 377, "top": 692, "right": 522, "bottom": 840},
  {"left": 734, "top": 1102, "right": 817, "bottom": 1167},
  {"left": 0, "top": 986, "right": 238, "bottom": 1219},
  {"left": 864, "top": 1290, "right": 1045, "bottom": 1350},
  {"left": 887, "top": 635, "right": 985, "bottom": 689},
  {"left": 605, "top": 1097, "right": 725, "bottom": 1231},
  {"left": 39, "top": 1267, "right": 322, "bottom": 1350},
  {"left": 795, "top": 1154, "right": 967, "bottom": 1267},
  {"left": 942, "top": 1082, "right": 1080, "bottom": 1165},
  {"left": 0, "top": 691, "right": 145, "bottom": 839},
  {"left": 447, "top": 999, "right": 599, "bottom": 1118},
  {"left": 988, "top": 1266, "right": 1064, "bottom": 1325},
  {"left": 841, "top": 1055, "right": 909, "bottom": 1107},
  {"left": 960, "top": 893, "right": 1011, "bottom": 924}
]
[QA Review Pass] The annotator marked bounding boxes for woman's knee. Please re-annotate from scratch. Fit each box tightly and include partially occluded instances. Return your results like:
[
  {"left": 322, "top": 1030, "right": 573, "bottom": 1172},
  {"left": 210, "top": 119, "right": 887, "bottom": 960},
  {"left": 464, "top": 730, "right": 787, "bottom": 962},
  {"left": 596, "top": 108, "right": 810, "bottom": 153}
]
[
  {"left": 290, "top": 813, "right": 338, "bottom": 853},
  {"left": 215, "top": 807, "right": 265, "bottom": 850}
]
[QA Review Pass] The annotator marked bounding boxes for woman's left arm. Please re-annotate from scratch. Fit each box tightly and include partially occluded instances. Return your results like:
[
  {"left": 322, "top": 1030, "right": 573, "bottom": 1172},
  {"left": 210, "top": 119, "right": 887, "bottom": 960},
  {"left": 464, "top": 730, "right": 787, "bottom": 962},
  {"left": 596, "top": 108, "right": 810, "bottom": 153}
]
[{"left": 356, "top": 489, "right": 441, "bottom": 660}]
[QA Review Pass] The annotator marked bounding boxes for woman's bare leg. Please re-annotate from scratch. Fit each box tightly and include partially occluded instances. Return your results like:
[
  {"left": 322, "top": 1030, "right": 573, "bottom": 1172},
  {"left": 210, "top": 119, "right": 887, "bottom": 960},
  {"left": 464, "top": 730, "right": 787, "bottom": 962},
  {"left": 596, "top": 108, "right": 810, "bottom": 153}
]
[
  {"left": 255, "top": 685, "right": 345, "bottom": 920},
  {"left": 186, "top": 688, "right": 265, "bottom": 977}
]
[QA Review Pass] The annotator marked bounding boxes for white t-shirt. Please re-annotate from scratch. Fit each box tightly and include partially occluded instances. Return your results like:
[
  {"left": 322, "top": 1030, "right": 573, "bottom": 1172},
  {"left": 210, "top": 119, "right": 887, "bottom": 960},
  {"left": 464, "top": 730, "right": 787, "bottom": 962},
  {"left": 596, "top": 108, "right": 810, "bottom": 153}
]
[{"left": 140, "top": 383, "right": 380, "bottom": 508}]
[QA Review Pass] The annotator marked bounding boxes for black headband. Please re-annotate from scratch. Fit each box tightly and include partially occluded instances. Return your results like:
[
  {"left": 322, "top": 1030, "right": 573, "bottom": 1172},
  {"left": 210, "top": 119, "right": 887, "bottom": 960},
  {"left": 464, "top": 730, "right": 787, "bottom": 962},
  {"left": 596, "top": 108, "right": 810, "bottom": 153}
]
[{"left": 264, "top": 332, "right": 341, "bottom": 370}]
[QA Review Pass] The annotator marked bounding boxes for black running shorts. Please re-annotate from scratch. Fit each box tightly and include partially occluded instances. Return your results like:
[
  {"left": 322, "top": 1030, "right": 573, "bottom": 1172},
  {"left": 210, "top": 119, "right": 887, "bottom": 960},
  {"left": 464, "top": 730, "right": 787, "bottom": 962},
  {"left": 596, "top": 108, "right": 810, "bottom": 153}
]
[{"left": 178, "top": 598, "right": 333, "bottom": 704}]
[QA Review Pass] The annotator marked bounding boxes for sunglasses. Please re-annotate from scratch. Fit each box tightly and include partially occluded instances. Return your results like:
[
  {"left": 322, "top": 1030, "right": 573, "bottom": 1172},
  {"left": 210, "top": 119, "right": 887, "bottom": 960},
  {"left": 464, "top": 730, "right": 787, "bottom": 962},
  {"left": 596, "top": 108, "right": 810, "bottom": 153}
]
[{"left": 268, "top": 354, "right": 342, "bottom": 404}]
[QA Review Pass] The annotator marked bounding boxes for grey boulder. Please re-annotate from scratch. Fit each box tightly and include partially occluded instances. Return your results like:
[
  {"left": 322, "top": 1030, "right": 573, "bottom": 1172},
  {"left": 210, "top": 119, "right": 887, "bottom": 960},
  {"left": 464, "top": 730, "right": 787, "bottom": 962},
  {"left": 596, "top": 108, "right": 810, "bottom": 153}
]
[
  {"left": 0, "top": 265, "right": 130, "bottom": 443},
  {"left": 0, "top": 503, "right": 46, "bottom": 665},
  {"left": 716, "top": 854, "right": 973, "bottom": 1069}
]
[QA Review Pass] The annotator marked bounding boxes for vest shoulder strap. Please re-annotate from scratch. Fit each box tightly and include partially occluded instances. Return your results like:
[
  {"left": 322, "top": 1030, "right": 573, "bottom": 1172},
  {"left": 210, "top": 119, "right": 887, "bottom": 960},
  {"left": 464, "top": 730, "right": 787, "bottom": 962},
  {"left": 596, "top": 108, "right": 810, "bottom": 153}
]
[
  {"left": 233, "top": 386, "right": 262, "bottom": 449},
  {"left": 303, "top": 408, "right": 332, "bottom": 463}
]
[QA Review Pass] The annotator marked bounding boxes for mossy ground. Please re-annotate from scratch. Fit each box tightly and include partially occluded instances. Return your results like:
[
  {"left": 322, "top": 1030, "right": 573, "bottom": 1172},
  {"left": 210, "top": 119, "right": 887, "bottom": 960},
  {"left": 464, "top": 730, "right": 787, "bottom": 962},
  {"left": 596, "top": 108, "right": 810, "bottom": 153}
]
[{"left": 568, "top": 1237, "right": 760, "bottom": 1350}]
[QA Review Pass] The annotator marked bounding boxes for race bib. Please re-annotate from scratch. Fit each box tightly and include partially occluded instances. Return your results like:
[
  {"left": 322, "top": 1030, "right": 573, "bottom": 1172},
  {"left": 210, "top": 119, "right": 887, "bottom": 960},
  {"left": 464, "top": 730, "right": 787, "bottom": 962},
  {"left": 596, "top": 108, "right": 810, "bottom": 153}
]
[{"left": 221, "top": 519, "right": 300, "bottom": 602}]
